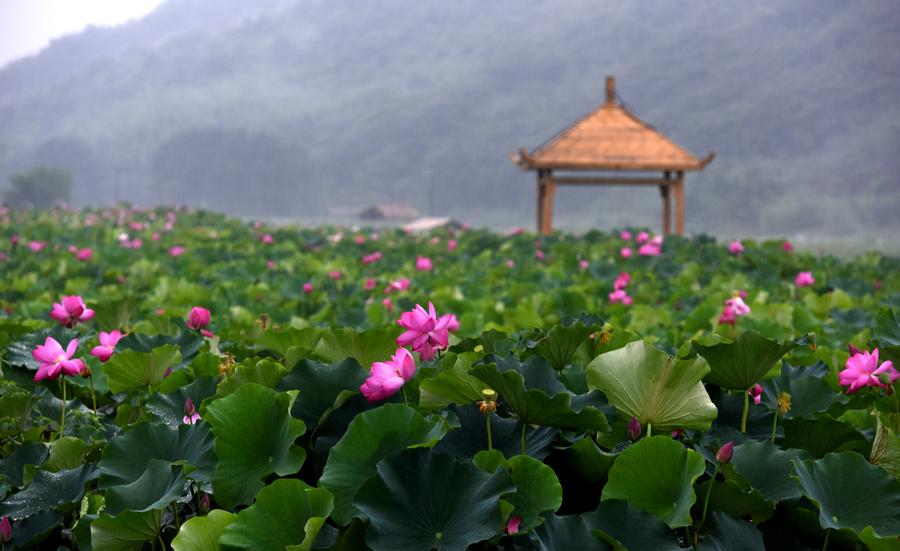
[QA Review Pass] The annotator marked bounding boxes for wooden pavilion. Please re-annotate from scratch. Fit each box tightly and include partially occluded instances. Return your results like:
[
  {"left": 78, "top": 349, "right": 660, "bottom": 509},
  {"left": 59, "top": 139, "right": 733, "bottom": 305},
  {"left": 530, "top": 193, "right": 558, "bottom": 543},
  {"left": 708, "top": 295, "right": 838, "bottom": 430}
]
[{"left": 511, "top": 76, "right": 714, "bottom": 235}]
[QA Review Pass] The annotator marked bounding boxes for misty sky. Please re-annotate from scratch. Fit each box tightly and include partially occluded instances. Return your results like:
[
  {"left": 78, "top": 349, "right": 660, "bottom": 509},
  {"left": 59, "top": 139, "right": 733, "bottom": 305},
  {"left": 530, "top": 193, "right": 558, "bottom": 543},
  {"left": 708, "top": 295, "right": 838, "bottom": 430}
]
[{"left": 0, "top": 0, "right": 165, "bottom": 67}]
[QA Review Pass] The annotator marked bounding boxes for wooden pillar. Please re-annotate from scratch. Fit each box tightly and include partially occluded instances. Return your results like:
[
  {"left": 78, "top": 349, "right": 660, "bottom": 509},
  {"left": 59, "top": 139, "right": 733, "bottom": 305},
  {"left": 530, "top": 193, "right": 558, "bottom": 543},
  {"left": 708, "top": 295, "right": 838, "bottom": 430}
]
[
  {"left": 673, "top": 171, "right": 685, "bottom": 235},
  {"left": 543, "top": 176, "right": 556, "bottom": 234},
  {"left": 536, "top": 170, "right": 547, "bottom": 234},
  {"left": 660, "top": 171, "right": 671, "bottom": 236}
]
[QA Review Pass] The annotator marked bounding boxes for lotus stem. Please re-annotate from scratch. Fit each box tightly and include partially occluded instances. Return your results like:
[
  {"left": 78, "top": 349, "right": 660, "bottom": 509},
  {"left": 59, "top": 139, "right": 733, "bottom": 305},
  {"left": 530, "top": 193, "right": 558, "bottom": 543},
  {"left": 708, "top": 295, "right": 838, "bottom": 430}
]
[
  {"left": 647, "top": 423, "right": 652, "bottom": 438},
  {"left": 401, "top": 386, "right": 409, "bottom": 407},
  {"left": 771, "top": 411, "right": 778, "bottom": 443},
  {"left": 740, "top": 390, "right": 749, "bottom": 433},
  {"left": 486, "top": 414, "right": 493, "bottom": 451},
  {"left": 700, "top": 463, "right": 720, "bottom": 525},
  {"left": 822, "top": 528, "right": 831, "bottom": 551},
  {"left": 58, "top": 379, "right": 67, "bottom": 441},
  {"left": 521, "top": 423, "right": 527, "bottom": 455},
  {"left": 89, "top": 371, "right": 97, "bottom": 414}
]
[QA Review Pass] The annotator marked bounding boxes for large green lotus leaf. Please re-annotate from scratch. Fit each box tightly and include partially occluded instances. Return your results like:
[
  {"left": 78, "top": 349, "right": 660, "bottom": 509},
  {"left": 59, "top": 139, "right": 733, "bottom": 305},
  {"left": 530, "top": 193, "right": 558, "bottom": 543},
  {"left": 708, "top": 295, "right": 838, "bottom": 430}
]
[
  {"left": 117, "top": 332, "right": 204, "bottom": 365},
  {"left": 782, "top": 416, "right": 869, "bottom": 458},
  {"left": 792, "top": 451, "right": 900, "bottom": 537},
  {"left": 474, "top": 451, "right": 562, "bottom": 531},
  {"left": 314, "top": 327, "right": 402, "bottom": 368},
  {"left": 432, "top": 404, "right": 557, "bottom": 460},
  {"left": 533, "top": 321, "right": 595, "bottom": 370},
  {"left": 256, "top": 327, "right": 321, "bottom": 360},
  {"left": 6, "top": 510, "right": 61, "bottom": 549},
  {"left": 729, "top": 440, "right": 806, "bottom": 503},
  {"left": 586, "top": 341, "right": 717, "bottom": 432},
  {"left": 698, "top": 511, "right": 765, "bottom": 551},
  {"left": 859, "top": 525, "right": 900, "bottom": 551},
  {"left": 205, "top": 383, "right": 307, "bottom": 508},
  {"left": 0, "top": 441, "right": 48, "bottom": 487},
  {"left": 104, "top": 459, "right": 185, "bottom": 515},
  {"left": 172, "top": 510, "right": 236, "bottom": 551},
  {"left": 102, "top": 344, "right": 181, "bottom": 393},
  {"left": 90, "top": 508, "right": 162, "bottom": 551},
  {"left": 695, "top": 478, "right": 773, "bottom": 524},
  {"left": 601, "top": 436, "right": 705, "bottom": 528},
  {"left": 690, "top": 331, "right": 805, "bottom": 390},
  {"left": 589, "top": 499, "right": 682, "bottom": 551},
  {"left": 99, "top": 421, "right": 215, "bottom": 488},
  {"left": 533, "top": 514, "right": 612, "bottom": 551},
  {"left": 874, "top": 307, "right": 900, "bottom": 347},
  {"left": 471, "top": 358, "right": 608, "bottom": 431},
  {"left": 276, "top": 357, "right": 367, "bottom": 428},
  {"left": 218, "top": 479, "right": 333, "bottom": 551},
  {"left": 146, "top": 375, "right": 218, "bottom": 427},
  {"left": 319, "top": 403, "right": 447, "bottom": 525},
  {"left": 418, "top": 352, "right": 484, "bottom": 408},
  {"left": 760, "top": 361, "right": 843, "bottom": 419},
  {"left": 354, "top": 448, "right": 514, "bottom": 551},
  {"left": 0, "top": 464, "right": 99, "bottom": 519},
  {"left": 91, "top": 298, "right": 140, "bottom": 333},
  {"left": 23, "top": 436, "right": 88, "bottom": 483},
  {"left": 215, "top": 358, "right": 287, "bottom": 397}
]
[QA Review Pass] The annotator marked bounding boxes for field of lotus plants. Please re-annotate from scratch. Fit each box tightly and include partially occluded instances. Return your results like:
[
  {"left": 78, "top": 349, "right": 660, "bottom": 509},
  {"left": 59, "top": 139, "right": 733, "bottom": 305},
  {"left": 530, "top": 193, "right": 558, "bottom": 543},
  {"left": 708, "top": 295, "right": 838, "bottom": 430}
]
[{"left": 1, "top": 205, "right": 899, "bottom": 550}]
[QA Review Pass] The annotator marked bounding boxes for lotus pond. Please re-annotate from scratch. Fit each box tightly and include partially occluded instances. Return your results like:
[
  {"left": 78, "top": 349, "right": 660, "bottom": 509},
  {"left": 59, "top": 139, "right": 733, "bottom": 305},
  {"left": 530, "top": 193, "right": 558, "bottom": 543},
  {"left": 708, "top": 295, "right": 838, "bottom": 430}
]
[{"left": 1, "top": 206, "right": 899, "bottom": 550}]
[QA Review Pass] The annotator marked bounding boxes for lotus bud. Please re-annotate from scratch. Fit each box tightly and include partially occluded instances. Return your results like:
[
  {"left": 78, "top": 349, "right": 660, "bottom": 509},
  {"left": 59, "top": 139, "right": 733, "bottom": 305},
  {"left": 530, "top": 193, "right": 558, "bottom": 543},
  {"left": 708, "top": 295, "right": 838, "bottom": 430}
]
[
  {"left": 627, "top": 416, "right": 641, "bottom": 441},
  {"left": 0, "top": 516, "right": 11, "bottom": 543},
  {"left": 716, "top": 441, "right": 734, "bottom": 464}
]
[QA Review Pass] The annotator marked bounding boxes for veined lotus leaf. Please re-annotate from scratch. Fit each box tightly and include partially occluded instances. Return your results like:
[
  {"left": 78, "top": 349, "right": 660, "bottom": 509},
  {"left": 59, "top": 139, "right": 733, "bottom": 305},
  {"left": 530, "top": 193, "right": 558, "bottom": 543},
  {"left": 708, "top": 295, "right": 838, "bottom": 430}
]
[
  {"left": 601, "top": 436, "right": 705, "bottom": 528},
  {"left": 172, "top": 510, "right": 236, "bottom": 551},
  {"left": 587, "top": 340, "right": 717, "bottom": 432},
  {"left": 205, "top": 383, "right": 306, "bottom": 508},
  {"left": 690, "top": 331, "right": 807, "bottom": 391}
]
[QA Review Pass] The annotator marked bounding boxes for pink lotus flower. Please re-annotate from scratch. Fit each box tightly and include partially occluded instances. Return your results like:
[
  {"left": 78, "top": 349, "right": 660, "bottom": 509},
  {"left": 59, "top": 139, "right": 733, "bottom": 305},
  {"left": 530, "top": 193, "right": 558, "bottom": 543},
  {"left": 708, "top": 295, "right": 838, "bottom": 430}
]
[
  {"left": 183, "top": 398, "right": 201, "bottom": 425},
  {"left": 627, "top": 416, "right": 641, "bottom": 440},
  {"left": 728, "top": 240, "right": 744, "bottom": 254},
  {"left": 579, "top": 259, "right": 589, "bottom": 271},
  {"left": 726, "top": 296, "right": 751, "bottom": 316},
  {"left": 636, "top": 231, "right": 649, "bottom": 244},
  {"left": 187, "top": 306, "right": 211, "bottom": 330},
  {"left": 505, "top": 227, "right": 524, "bottom": 237},
  {"left": 76, "top": 248, "right": 93, "bottom": 261},
  {"left": 839, "top": 348, "right": 898, "bottom": 393},
  {"left": 535, "top": 249, "right": 545, "bottom": 260},
  {"left": 384, "top": 278, "right": 411, "bottom": 294},
  {"left": 719, "top": 305, "right": 735, "bottom": 325},
  {"left": 620, "top": 247, "right": 633, "bottom": 258},
  {"left": 267, "top": 259, "right": 276, "bottom": 270},
  {"left": 416, "top": 256, "right": 433, "bottom": 271},
  {"left": 354, "top": 235, "right": 366, "bottom": 245},
  {"left": 169, "top": 246, "right": 185, "bottom": 257},
  {"left": 716, "top": 441, "right": 734, "bottom": 464},
  {"left": 783, "top": 240, "right": 794, "bottom": 252},
  {"left": 362, "top": 251, "right": 383, "bottom": 265},
  {"left": 638, "top": 243, "right": 661, "bottom": 256},
  {"left": 360, "top": 348, "right": 417, "bottom": 402},
  {"left": 32, "top": 337, "right": 86, "bottom": 381},
  {"left": 608, "top": 289, "right": 633, "bottom": 305},
  {"left": 0, "top": 516, "right": 10, "bottom": 544},
  {"left": 795, "top": 271, "right": 815, "bottom": 287},
  {"left": 260, "top": 234, "right": 274, "bottom": 244},
  {"left": 748, "top": 384, "right": 763, "bottom": 405},
  {"left": 506, "top": 259, "right": 515, "bottom": 268},
  {"left": 151, "top": 232, "right": 161, "bottom": 241},
  {"left": 613, "top": 272, "right": 631, "bottom": 291},
  {"left": 397, "top": 302, "right": 459, "bottom": 360},
  {"left": 50, "top": 296, "right": 95, "bottom": 327},
  {"left": 448, "top": 239, "right": 458, "bottom": 252},
  {"left": 506, "top": 515, "right": 522, "bottom": 535},
  {"left": 328, "top": 270, "right": 342, "bottom": 280},
  {"left": 90, "top": 330, "right": 125, "bottom": 362},
  {"left": 10, "top": 235, "right": 19, "bottom": 246},
  {"left": 29, "top": 241, "right": 46, "bottom": 252},
  {"left": 303, "top": 282, "right": 314, "bottom": 294},
  {"left": 364, "top": 278, "right": 377, "bottom": 291},
  {"left": 620, "top": 230, "right": 632, "bottom": 241},
  {"left": 382, "top": 298, "right": 394, "bottom": 311}
]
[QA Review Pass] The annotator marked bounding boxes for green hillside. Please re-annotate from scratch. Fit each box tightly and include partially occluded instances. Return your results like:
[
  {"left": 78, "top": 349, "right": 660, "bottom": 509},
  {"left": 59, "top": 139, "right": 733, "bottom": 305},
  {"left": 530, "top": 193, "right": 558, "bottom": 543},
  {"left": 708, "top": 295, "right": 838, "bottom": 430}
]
[{"left": 0, "top": 0, "right": 898, "bottom": 236}]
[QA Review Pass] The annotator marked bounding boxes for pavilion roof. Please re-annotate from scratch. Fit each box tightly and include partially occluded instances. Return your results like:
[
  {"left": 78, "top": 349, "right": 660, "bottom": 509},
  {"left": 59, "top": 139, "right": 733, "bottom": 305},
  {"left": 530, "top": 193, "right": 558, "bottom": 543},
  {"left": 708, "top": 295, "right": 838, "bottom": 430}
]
[{"left": 512, "top": 77, "right": 713, "bottom": 172}]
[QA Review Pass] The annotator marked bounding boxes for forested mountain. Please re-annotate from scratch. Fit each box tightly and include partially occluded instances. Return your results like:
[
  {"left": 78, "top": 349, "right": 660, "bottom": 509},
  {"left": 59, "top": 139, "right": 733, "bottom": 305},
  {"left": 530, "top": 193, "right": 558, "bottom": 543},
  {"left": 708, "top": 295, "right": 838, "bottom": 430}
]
[{"left": 1, "top": 0, "right": 898, "bottom": 237}]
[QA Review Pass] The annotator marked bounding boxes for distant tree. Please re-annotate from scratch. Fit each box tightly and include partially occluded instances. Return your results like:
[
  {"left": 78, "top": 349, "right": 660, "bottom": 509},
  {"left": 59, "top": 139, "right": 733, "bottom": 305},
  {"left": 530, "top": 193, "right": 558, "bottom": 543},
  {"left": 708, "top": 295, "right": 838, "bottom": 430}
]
[{"left": 3, "top": 166, "right": 73, "bottom": 209}]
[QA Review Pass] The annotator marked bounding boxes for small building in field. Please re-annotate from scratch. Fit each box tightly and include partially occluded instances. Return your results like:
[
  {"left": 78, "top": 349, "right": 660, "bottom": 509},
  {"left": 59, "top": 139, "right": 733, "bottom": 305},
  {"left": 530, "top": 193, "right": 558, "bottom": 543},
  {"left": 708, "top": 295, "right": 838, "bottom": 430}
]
[
  {"left": 511, "top": 76, "right": 714, "bottom": 235},
  {"left": 359, "top": 203, "right": 420, "bottom": 221}
]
